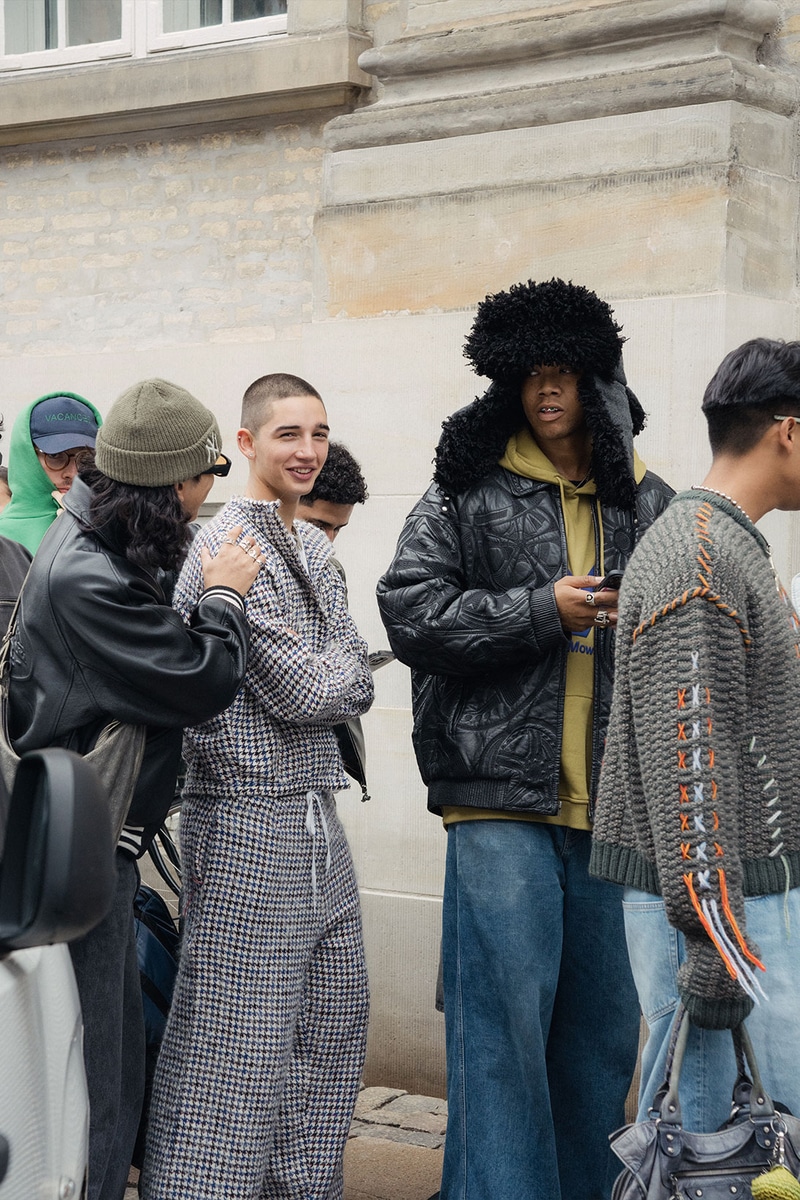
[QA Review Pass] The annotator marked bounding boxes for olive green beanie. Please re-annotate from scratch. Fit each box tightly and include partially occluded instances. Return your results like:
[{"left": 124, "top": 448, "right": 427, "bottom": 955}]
[{"left": 95, "top": 378, "right": 222, "bottom": 487}]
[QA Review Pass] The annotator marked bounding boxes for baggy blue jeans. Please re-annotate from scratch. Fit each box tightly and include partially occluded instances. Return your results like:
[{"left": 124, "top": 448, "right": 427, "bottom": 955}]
[
  {"left": 624, "top": 887, "right": 800, "bottom": 1131},
  {"left": 440, "top": 821, "right": 640, "bottom": 1200}
]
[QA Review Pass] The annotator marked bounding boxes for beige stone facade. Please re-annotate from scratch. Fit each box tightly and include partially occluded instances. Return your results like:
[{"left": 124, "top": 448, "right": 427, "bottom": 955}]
[{"left": 2, "top": 0, "right": 800, "bottom": 1096}]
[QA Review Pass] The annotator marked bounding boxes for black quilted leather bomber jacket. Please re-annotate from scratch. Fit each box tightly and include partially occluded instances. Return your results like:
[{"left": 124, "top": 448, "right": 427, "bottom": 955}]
[{"left": 377, "top": 466, "right": 673, "bottom": 817}]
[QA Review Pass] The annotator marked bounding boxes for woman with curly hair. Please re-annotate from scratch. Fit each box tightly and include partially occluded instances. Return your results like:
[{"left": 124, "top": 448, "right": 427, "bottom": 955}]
[{"left": 8, "top": 378, "right": 264, "bottom": 1200}]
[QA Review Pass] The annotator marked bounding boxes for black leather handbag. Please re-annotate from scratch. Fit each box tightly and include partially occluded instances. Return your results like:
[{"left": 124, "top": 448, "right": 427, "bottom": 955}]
[{"left": 609, "top": 1006, "right": 800, "bottom": 1199}]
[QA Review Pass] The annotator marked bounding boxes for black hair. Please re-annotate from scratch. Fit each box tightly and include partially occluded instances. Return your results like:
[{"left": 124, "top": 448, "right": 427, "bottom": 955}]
[
  {"left": 703, "top": 338, "right": 800, "bottom": 456},
  {"left": 241, "top": 372, "right": 323, "bottom": 433},
  {"left": 78, "top": 461, "right": 192, "bottom": 573},
  {"left": 299, "top": 441, "right": 368, "bottom": 507}
]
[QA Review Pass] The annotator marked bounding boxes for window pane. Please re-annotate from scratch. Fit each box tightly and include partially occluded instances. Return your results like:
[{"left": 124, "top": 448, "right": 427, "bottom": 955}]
[
  {"left": 162, "top": 0, "right": 222, "bottom": 31},
  {"left": 5, "top": 0, "right": 57, "bottom": 53},
  {"left": 66, "top": 0, "right": 121, "bottom": 46},
  {"left": 233, "top": 0, "right": 286, "bottom": 19}
]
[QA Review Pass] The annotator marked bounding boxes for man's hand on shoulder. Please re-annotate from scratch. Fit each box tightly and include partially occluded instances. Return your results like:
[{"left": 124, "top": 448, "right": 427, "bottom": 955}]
[{"left": 554, "top": 575, "right": 619, "bottom": 633}]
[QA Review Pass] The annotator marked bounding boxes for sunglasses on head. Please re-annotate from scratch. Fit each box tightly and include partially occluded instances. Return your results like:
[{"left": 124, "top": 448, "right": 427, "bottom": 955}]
[{"left": 202, "top": 454, "right": 232, "bottom": 478}]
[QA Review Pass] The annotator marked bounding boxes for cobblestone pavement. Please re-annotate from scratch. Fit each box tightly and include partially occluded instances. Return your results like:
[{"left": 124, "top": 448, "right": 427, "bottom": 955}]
[
  {"left": 350, "top": 1087, "right": 447, "bottom": 1149},
  {"left": 125, "top": 1089, "right": 447, "bottom": 1198}
]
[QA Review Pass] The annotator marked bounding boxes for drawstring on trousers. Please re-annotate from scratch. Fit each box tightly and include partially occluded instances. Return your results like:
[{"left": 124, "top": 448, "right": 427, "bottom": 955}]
[{"left": 306, "top": 790, "right": 332, "bottom": 905}]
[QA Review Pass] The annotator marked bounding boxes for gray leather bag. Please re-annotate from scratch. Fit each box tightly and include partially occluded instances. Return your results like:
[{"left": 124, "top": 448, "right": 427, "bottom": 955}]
[{"left": 610, "top": 1006, "right": 800, "bottom": 1199}]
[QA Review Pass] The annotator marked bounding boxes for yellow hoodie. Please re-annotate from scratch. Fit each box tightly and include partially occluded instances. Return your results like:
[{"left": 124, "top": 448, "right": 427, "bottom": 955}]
[{"left": 443, "top": 429, "right": 646, "bottom": 832}]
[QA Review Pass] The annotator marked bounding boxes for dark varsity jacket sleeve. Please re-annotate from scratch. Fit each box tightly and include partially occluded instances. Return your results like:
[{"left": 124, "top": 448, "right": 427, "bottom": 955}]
[{"left": 377, "top": 484, "right": 567, "bottom": 678}]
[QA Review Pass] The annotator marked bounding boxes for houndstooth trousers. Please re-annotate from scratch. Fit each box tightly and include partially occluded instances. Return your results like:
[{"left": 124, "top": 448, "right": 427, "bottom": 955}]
[{"left": 141, "top": 788, "right": 369, "bottom": 1200}]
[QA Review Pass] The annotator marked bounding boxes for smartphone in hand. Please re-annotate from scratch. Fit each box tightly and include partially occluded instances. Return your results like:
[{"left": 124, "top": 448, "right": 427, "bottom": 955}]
[{"left": 596, "top": 570, "right": 624, "bottom": 592}]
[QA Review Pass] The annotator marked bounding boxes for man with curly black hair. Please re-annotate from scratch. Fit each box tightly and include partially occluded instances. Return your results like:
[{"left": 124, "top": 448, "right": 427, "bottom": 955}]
[
  {"left": 298, "top": 439, "right": 368, "bottom": 542},
  {"left": 378, "top": 279, "right": 674, "bottom": 1200}
]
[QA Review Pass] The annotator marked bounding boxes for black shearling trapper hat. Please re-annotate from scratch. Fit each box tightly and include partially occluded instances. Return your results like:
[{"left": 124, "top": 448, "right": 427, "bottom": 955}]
[{"left": 435, "top": 278, "right": 646, "bottom": 508}]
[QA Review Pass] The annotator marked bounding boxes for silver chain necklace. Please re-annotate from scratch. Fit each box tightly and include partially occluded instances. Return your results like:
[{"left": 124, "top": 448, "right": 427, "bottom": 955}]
[
  {"left": 691, "top": 486, "right": 780, "bottom": 592},
  {"left": 691, "top": 485, "right": 754, "bottom": 525}
]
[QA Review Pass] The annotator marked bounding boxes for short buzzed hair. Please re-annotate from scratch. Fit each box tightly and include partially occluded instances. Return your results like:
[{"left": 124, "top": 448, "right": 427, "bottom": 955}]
[{"left": 241, "top": 373, "right": 322, "bottom": 433}]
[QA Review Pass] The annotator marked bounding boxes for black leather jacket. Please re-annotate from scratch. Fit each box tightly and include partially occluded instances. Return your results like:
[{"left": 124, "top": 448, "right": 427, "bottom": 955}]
[
  {"left": 9, "top": 477, "right": 249, "bottom": 854},
  {"left": 377, "top": 466, "right": 673, "bottom": 816}
]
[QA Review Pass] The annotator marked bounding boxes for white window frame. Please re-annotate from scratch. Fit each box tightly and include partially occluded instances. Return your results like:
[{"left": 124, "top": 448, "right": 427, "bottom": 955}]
[
  {"left": 0, "top": 0, "right": 133, "bottom": 69},
  {"left": 146, "top": 0, "right": 286, "bottom": 54},
  {"left": 0, "top": 0, "right": 287, "bottom": 70}
]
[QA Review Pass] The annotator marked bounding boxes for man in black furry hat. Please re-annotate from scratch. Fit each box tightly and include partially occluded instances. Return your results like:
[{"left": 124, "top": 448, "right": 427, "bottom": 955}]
[{"left": 378, "top": 279, "right": 674, "bottom": 1200}]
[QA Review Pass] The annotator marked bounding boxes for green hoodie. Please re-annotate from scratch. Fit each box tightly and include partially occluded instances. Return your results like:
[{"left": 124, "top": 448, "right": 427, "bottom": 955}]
[{"left": 0, "top": 392, "right": 103, "bottom": 554}]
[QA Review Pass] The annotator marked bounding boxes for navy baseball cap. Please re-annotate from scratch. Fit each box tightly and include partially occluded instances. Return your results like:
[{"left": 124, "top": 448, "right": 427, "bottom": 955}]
[{"left": 29, "top": 394, "right": 99, "bottom": 454}]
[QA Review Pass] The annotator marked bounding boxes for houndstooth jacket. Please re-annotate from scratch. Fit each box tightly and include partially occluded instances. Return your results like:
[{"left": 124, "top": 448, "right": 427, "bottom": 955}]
[{"left": 173, "top": 495, "right": 374, "bottom": 798}]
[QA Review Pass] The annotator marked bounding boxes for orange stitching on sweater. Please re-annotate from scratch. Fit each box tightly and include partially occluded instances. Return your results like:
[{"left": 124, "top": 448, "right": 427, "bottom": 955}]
[
  {"left": 678, "top": 723, "right": 687, "bottom": 741},
  {"left": 708, "top": 749, "right": 715, "bottom": 769},
  {"left": 679, "top": 784, "right": 689, "bottom": 804},
  {"left": 680, "top": 813, "right": 690, "bottom": 832},
  {"left": 681, "top": 842, "right": 691, "bottom": 859},
  {"left": 684, "top": 874, "right": 737, "bottom": 979},
  {"left": 719, "top": 870, "right": 766, "bottom": 973},
  {"left": 711, "top": 780, "right": 718, "bottom": 800},
  {"left": 632, "top": 594, "right": 751, "bottom": 646},
  {"left": 678, "top": 688, "right": 687, "bottom": 709},
  {"left": 712, "top": 811, "right": 719, "bottom": 830},
  {"left": 678, "top": 751, "right": 687, "bottom": 769},
  {"left": 714, "top": 842, "right": 724, "bottom": 857}
]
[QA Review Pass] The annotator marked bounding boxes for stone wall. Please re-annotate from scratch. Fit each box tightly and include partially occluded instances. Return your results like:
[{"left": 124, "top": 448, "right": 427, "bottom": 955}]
[{"left": 0, "top": 120, "right": 326, "bottom": 359}]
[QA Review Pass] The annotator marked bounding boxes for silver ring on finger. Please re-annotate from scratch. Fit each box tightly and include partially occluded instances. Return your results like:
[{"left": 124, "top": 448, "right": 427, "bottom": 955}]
[
  {"left": 223, "top": 537, "right": 236, "bottom": 545},
  {"left": 594, "top": 609, "right": 610, "bottom": 628},
  {"left": 248, "top": 547, "right": 259, "bottom": 560},
  {"left": 585, "top": 591, "right": 596, "bottom": 606}
]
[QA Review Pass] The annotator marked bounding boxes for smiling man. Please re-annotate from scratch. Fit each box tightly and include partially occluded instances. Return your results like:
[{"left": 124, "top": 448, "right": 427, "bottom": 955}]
[
  {"left": 144, "top": 372, "right": 374, "bottom": 1200},
  {"left": 378, "top": 279, "right": 673, "bottom": 1200}
]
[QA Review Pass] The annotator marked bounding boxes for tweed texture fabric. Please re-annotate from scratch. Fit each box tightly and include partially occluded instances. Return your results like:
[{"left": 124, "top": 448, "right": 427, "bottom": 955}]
[
  {"left": 142, "top": 788, "right": 368, "bottom": 1199},
  {"left": 141, "top": 495, "right": 373, "bottom": 1197},
  {"left": 174, "top": 496, "right": 374, "bottom": 797},
  {"left": 95, "top": 378, "right": 222, "bottom": 486},
  {"left": 591, "top": 490, "right": 800, "bottom": 1029}
]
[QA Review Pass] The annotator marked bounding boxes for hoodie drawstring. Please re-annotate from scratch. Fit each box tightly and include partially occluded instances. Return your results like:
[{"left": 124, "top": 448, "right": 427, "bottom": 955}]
[{"left": 306, "top": 790, "right": 332, "bottom": 904}]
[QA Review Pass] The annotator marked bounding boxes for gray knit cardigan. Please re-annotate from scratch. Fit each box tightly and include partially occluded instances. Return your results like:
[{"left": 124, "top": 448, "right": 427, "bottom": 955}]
[{"left": 590, "top": 489, "right": 800, "bottom": 1029}]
